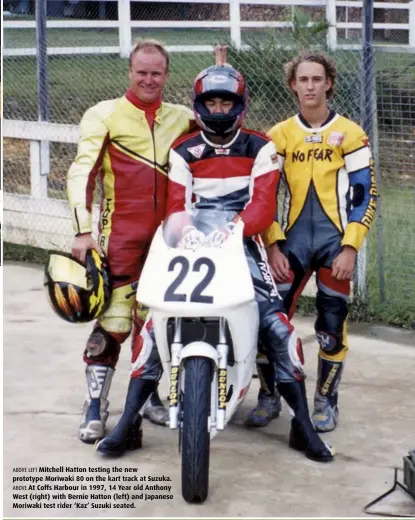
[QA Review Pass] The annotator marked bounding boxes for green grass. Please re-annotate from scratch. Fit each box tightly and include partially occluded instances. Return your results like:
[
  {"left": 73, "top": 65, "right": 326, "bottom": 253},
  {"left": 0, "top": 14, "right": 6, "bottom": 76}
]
[
  {"left": 4, "top": 242, "right": 50, "bottom": 265},
  {"left": 4, "top": 28, "right": 229, "bottom": 48},
  {"left": 3, "top": 47, "right": 412, "bottom": 128},
  {"left": 4, "top": 24, "right": 413, "bottom": 50},
  {"left": 3, "top": 53, "right": 213, "bottom": 123},
  {"left": 365, "top": 187, "right": 415, "bottom": 327},
  {"left": 4, "top": 31, "right": 413, "bottom": 125},
  {"left": 4, "top": 27, "right": 309, "bottom": 49}
]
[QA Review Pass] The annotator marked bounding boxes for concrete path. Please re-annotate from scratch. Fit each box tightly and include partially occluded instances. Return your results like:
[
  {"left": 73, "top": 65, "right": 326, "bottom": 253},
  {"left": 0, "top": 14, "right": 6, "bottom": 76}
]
[{"left": 3, "top": 263, "right": 415, "bottom": 517}]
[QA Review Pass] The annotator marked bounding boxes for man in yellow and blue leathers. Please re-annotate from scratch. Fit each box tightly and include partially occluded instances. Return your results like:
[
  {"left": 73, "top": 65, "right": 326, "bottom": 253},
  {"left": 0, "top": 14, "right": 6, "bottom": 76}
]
[{"left": 246, "top": 50, "right": 378, "bottom": 432}]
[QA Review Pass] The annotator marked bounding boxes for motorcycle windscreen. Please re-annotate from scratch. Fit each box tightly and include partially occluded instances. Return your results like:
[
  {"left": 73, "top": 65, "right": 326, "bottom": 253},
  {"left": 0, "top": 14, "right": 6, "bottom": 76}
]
[{"left": 137, "top": 209, "right": 256, "bottom": 313}]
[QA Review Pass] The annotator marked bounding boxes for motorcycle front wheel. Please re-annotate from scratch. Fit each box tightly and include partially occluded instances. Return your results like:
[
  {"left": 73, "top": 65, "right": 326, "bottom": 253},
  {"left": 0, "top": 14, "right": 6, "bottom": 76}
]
[{"left": 181, "top": 356, "right": 212, "bottom": 504}]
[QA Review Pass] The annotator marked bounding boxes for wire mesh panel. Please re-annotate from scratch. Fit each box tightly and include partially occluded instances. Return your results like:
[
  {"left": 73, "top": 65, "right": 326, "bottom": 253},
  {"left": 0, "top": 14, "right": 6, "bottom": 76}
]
[
  {"left": 336, "top": 0, "right": 412, "bottom": 45},
  {"left": 371, "top": 49, "right": 415, "bottom": 315},
  {"left": 4, "top": 1, "right": 118, "bottom": 18}
]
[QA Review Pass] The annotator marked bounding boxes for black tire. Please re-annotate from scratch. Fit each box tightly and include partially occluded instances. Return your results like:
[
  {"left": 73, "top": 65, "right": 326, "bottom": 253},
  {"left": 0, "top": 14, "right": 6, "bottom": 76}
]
[{"left": 181, "top": 356, "right": 212, "bottom": 504}]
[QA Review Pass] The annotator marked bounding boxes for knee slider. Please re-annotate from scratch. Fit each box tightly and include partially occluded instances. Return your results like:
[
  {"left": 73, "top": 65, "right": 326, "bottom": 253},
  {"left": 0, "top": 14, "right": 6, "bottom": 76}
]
[
  {"left": 288, "top": 331, "right": 305, "bottom": 374},
  {"left": 315, "top": 292, "right": 348, "bottom": 356},
  {"left": 85, "top": 326, "right": 122, "bottom": 365}
]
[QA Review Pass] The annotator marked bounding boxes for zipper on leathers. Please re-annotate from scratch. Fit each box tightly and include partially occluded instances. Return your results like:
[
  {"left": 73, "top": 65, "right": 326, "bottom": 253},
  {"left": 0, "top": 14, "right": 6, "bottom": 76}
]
[
  {"left": 310, "top": 139, "right": 315, "bottom": 250},
  {"left": 151, "top": 125, "right": 158, "bottom": 233}
]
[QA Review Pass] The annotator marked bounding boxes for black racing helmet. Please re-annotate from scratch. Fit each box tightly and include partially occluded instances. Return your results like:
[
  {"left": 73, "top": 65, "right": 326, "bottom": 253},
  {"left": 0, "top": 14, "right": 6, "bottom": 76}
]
[
  {"left": 193, "top": 64, "right": 248, "bottom": 137},
  {"left": 44, "top": 249, "right": 112, "bottom": 323}
]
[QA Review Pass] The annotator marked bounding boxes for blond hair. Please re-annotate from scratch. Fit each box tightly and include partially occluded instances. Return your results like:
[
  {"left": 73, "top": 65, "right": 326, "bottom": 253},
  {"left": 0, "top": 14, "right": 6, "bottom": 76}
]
[
  {"left": 129, "top": 39, "right": 169, "bottom": 71},
  {"left": 284, "top": 50, "right": 337, "bottom": 99}
]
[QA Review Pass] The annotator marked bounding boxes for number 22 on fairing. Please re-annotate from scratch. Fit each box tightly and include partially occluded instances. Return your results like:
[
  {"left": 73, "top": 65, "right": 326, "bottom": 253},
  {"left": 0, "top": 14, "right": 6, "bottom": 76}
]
[{"left": 164, "top": 256, "right": 216, "bottom": 304}]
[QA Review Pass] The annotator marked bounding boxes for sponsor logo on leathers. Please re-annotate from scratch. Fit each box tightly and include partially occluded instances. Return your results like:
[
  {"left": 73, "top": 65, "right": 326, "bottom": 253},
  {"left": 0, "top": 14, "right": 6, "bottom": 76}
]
[
  {"left": 305, "top": 134, "right": 323, "bottom": 143},
  {"left": 316, "top": 331, "right": 337, "bottom": 351},
  {"left": 321, "top": 364, "right": 340, "bottom": 396},
  {"left": 258, "top": 261, "right": 278, "bottom": 298},
  {"left": 187, "top": 144, "right": 206, "bottom": 159},
  {"left": 327, "top": 131, "right": 345, "bottom": 146}
]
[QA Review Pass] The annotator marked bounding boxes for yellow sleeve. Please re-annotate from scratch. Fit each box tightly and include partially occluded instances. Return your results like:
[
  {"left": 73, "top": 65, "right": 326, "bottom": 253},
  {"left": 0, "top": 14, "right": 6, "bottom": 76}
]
[
  {"left": 341, "top": 223, "right": 369, "bottom": 251},
  {"left": 67, "top": 104, "right": 110, "bottom": 235},
  {"left": 341, "top": 125, "right": 377, "bottom": 251},
  {"left": 262, "top": 222, "right": 286, "bottom": 247}
]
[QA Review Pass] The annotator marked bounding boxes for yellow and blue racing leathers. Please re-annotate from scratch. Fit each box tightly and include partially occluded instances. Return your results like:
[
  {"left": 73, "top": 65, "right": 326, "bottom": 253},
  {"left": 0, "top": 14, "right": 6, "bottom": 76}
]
[{"left": 263, "top": 111, "right": 377, "bottom": 411}]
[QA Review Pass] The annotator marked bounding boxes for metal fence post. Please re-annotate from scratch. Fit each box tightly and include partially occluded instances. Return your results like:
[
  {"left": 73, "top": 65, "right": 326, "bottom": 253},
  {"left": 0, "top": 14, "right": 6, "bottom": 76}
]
[
  {"left": 357, "top": 0, "right": 375, "bottom": 301},
  {"left": 359, "top": 0, "right": 385, "bottom": 302},
  {"left": 370, "top": 86, "right": 386, "bottom": 303},
  {"left": 118, "top": 0, "right": 132, "bottom": 59},
  {"left": 326, "top": 0, "right": 337, "bottom": 50},
  {"left": 35, "top": 0, "right": 49, "bottom": 198},
  {"left": 30, "top": 141, "right": 47, "bottom": 198},
  {"left": 229, "top": 0, "right": 242, "bottom": 50},
  {"left": 409, "top": 1, "right": 415, "bottom": 47}
]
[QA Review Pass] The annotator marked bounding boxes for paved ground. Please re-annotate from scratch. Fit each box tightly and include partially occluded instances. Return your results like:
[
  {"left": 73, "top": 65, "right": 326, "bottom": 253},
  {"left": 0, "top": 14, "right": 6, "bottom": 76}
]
[{"left": 3, "top": 263, "right": 415, "bottom": 518}]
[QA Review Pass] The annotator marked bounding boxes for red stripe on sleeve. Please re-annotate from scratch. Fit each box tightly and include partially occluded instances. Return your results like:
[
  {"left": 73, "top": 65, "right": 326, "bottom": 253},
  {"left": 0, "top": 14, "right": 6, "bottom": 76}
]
[
  {"left": 166, "top": 179, "right": 187, "bottom": 216},
  {"left": 239, "top": 169, "right": 279, "bottom": 236}
]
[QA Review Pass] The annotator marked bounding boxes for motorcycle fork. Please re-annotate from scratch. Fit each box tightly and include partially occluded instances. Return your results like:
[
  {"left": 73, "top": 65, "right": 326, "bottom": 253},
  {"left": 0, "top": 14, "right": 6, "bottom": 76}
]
[
  {"left": 170, "top": 317, "right": 228, "bottom": 444},
  {"left": 215, "top": 317, "right": 229, "bottom": 431},
  {"left": 169, "top": 317, "right": 183, "bottom": 433}
]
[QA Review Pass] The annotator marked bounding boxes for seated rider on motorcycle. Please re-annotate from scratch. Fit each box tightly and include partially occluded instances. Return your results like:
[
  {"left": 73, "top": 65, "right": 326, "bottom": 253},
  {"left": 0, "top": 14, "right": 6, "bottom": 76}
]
[{"left": 96, "top": 62, "right": 335, "bottom": 463}]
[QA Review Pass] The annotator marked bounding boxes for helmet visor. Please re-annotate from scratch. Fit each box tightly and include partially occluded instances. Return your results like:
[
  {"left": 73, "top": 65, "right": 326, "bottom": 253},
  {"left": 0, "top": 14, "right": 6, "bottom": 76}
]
[{"left": 46, "top": 254, "right": 88, "bottom": 289}]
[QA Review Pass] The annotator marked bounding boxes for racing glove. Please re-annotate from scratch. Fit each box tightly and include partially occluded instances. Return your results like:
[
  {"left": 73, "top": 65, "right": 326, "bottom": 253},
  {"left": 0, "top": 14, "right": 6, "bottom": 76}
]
[
  {"left": 179, "top": 226, "right": 206, "bottom": 249},
  {"left": 205, "top": 221, "right": 237, "bottom": 247}
]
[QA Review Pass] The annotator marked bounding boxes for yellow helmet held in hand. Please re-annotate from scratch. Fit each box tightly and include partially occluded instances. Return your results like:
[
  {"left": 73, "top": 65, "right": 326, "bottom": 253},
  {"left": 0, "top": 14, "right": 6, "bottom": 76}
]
[{"left": 44, "top": 249, "right": 112, "bottom": 323}]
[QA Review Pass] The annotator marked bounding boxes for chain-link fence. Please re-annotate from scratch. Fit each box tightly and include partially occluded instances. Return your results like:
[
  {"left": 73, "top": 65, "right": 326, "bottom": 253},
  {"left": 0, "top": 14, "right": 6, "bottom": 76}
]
[
  {"left": 369, "top": 50, "right": 415, "bottom": 320},
  {"left": 4, "top": 1, "right": 118, "bottom": 18},
  {"left": 337, "top": 3, "right": 412, "bottom": 44},
  {"left": 3, "top": 1, "right": 415, "bottom": 323}
]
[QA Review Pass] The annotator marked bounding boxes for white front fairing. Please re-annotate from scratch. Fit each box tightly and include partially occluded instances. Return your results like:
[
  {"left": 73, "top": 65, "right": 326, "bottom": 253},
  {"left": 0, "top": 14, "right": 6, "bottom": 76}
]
[
  {"left": 137, "top": 222, "right": 255, "bottom": 314},
  {"left": 136, "top": 213, "right": 259, "bottom": 432}
]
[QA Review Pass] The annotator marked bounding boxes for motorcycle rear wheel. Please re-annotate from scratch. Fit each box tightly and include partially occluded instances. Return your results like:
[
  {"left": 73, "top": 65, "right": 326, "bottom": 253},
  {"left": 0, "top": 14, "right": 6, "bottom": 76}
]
[{"left": 181, "top": 356, "right": 212, "bottom": 504}]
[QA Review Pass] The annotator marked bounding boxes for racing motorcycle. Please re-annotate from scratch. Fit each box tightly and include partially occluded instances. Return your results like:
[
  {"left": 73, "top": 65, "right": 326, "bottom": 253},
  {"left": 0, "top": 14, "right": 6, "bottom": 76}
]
[{"left": 136, "top": 209, "right": 259, "bottom": 504}]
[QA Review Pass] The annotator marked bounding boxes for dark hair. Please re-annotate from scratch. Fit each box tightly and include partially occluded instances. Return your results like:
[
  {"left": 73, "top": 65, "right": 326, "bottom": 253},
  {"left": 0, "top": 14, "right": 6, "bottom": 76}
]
[
  {"left": 284, "top": 50, "right": 336, "bottom": 99},
  {"left": 129, "top": 39, "right": 169, "bottom": 72}
]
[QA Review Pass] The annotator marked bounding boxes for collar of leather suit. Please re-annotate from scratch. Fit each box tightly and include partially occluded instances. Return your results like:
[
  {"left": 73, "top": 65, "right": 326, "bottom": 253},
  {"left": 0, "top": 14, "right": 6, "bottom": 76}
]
[{"left": 125, "top": 88, "right": 162, "bottom": 128}]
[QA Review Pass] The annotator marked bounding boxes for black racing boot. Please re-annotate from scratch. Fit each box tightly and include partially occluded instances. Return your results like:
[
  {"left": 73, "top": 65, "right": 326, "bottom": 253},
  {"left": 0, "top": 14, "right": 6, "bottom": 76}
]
[
  {"left": 278, "top": 380, "right": 334, "bottom": 463},
  {"left": 96, "top": 378, "right": 157, "bottom": 457}
]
